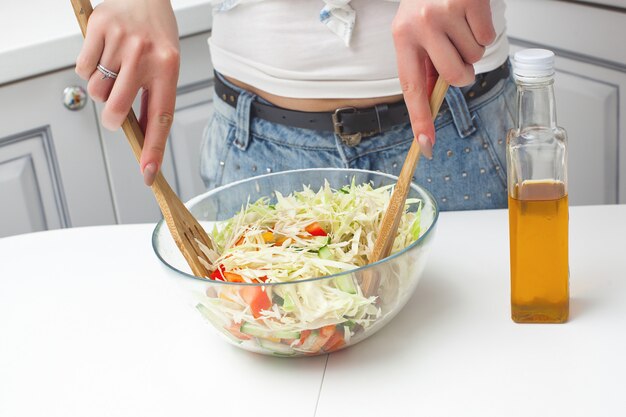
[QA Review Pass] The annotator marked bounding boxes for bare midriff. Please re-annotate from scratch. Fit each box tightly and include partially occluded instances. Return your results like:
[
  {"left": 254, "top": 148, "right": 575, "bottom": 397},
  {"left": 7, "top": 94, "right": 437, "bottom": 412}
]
[{"left": 225, "top": 76, "right": 405, "bottom": 112}]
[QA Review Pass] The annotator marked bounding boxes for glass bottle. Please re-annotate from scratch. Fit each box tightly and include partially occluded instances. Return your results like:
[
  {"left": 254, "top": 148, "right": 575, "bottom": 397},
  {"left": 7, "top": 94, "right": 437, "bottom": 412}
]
[{"left": 507, "top": 49, "right": 569, "bottom": 323}]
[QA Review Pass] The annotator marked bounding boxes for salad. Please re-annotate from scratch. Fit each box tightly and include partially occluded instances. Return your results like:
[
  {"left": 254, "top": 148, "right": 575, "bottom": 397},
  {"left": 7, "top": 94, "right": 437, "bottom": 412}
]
[{"left": 194, "top": 179, "right": 423, "bottom": 356}]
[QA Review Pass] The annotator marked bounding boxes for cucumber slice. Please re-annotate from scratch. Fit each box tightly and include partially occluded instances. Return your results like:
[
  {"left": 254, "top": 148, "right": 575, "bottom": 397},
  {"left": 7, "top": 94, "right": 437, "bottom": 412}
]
[
  {"left": 318, "top": 245, "right": 332, "bottom": 259},
  {"left": 258, "top": 339, "right": 296, "bottom": 356},
  {"left": 195, "top": 303, "right": 242, "bottom": 344},
  {"left": 335, "top": 275, "right": 357, "bottom": 294},
  {"left": 240, "top": 322, "right": 301, "bottom": 340},
  {"left": 343, "top": 320, "right": 356, "bottom": 329},
  {"left": 283, "top": 293, "right": 295, "bottom": 312},
  {"left": 196, "top": 303, "right": 225, "bottom": 326}
]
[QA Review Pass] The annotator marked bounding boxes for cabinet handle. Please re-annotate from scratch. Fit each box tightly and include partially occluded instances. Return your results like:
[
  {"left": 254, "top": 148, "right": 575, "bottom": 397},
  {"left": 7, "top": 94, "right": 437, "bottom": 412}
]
[{"left": 63, "top": 86, "right": 88, "bottom": 111}]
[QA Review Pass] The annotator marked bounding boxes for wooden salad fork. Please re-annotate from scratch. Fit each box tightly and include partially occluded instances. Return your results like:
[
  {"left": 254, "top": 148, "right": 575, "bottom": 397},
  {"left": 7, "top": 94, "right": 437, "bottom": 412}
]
[
  {"left": 361, "top": 77, "right": 449, "bottom": 297},
  {"left": 70, "top": 0, "right": 214, "bottom": 278}
]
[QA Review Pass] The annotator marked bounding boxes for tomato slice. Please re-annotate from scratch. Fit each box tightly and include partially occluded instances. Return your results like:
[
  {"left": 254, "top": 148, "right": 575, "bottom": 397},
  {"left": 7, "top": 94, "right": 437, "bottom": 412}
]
[
  {"left": 304, "top": 222, "right": 327, "bottom": 237},
  {"left": 309, "top": 325, "right": 336, "bottom": 353},
  {"left": 294, "top": 329, "right": 312, "bottom": 346},
  {"left": 239, "top": 286, "right": 272, "bottom": 318},
  {"left": 323, "top": 330, "right": 346, "bottom": 352},
  {"left": 320, "top": 324, "right": 336, "bottom": 338},
  {"left": 210, "top": 264, "right": 226, "bottom": 281}
]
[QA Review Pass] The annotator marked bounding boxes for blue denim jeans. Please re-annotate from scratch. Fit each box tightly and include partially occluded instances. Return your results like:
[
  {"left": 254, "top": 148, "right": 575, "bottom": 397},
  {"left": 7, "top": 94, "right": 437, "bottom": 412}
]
[{"left": 200, "top": 71, "right": 516, "bottom": 211}]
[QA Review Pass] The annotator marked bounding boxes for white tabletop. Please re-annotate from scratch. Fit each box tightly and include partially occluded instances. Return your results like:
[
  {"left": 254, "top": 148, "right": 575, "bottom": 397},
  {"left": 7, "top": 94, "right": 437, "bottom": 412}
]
[
  {"left": 1, "top": 205, "right": 625, "bottom": 416},
  {"left": 0, "top": 225, "right": 326, "bottom": 417},
  {"left": 318, "top": 205, "right": 626, "bottom": 417}
]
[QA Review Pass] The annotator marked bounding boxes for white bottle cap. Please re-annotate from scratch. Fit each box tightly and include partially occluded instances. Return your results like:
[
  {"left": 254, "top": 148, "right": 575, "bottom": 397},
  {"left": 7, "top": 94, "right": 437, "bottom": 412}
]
[{"left": 513, "top": 49, "right": 555, "bottom": 80}]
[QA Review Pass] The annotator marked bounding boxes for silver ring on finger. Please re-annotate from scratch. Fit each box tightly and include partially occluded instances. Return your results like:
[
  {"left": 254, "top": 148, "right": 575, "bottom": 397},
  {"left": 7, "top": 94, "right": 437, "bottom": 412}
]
[{"left": 97, "top": 63, "right": 118, "bottom": 80}]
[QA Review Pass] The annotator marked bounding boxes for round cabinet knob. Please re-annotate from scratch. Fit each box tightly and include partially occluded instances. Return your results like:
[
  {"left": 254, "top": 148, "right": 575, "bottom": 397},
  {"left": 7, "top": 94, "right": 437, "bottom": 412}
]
[{"left": 63, "top": 86, "right": 88, "bottom": 111}]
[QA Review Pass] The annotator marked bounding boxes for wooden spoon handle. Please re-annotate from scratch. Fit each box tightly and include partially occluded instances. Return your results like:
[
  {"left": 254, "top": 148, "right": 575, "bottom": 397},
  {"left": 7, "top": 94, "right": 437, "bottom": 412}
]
[
  {"left": 370, "top": 77, "right": 449, "bottom": 263},
  {"left": 428, "top": 78, "right": 450, "bottom": 121},
  {"left": 70, "top": 0, "right": 92, "bottom": 37},
  {"left": 361, "top": 77, "right": 448, "bottom": 297}
]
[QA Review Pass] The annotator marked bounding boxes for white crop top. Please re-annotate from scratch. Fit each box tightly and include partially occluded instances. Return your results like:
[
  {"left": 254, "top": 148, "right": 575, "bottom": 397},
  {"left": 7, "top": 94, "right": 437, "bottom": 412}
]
[{"left": 209, "top": 0, "right": 509, "bottom": 99}]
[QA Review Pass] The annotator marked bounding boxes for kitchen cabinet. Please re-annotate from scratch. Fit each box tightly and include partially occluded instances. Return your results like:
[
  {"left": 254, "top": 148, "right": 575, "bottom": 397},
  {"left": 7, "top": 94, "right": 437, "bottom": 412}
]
[
  {"left": 506, "top": 0, "right": 626, "bottom": 204},
  {"left": 0, "top": 69, "right": 116, "bottom": 238},
  {"left": 0, "top": 1, "right": 213, "bottom": 238},
  {"left": 0, "top": 33, "right": 213, "bottom": 236}
]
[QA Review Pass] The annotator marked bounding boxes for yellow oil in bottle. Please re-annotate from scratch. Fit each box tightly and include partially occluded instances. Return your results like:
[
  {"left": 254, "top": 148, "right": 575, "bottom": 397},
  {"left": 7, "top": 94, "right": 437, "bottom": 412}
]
[{"left": 508, "top": 180, "right": 569, "bottom": 323}]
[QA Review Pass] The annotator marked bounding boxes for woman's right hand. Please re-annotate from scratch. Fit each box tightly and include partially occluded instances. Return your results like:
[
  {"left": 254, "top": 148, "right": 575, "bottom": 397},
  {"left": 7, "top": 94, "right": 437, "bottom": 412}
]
[
  {"left": 75, "top": 0, "right": 180, "bottom": 186},
  {"left": 392, "top": 0, "right": 496, "bottom": 159}
]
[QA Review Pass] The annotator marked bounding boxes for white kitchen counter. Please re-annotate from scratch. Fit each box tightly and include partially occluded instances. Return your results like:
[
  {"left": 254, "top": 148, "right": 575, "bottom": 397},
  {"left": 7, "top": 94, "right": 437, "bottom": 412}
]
[
  {"left": 0, "top": 0, "right": 212, "bottom": 86},
  {"left": 1, "top": 205, "right": 625, "bottom": 416}
]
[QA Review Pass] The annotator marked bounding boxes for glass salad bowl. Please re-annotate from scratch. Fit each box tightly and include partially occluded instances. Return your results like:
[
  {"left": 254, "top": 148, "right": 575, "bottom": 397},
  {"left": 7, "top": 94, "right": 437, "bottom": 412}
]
[{"left": 152, "top": 168, "right": 438, "bottom": 357}]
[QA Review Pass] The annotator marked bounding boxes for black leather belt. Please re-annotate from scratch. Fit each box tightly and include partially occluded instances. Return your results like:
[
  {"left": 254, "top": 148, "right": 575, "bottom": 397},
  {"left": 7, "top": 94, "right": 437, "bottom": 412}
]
[{"left": 214, "top": 61, "right": 509, "bottom": 146}]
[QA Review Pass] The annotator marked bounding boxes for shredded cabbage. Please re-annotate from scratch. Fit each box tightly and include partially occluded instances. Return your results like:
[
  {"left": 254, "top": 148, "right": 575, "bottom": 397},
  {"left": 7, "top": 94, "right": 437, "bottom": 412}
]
[{"left": 196, "top": 179, "right": 423, "bottom": 355}]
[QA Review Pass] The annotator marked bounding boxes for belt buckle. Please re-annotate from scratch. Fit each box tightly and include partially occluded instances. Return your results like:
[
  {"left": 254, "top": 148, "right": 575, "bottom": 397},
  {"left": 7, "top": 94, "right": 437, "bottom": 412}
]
[{"left": 332, "top": 107, "right": 362, "bottom": 146}]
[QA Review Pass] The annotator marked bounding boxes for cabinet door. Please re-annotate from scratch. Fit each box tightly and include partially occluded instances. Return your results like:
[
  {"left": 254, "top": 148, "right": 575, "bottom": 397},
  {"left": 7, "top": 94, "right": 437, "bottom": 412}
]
[
  {"left": 507, "top": 0, "right": 626, "bottom": 205},
  {"left": 552, "top": 65, "right": 619, "bottom": 205},
  {"left": 168, "top": 81, "right": 214, "bottom": 203},
  {"left": 0, "top": 69, "right": 116, "bottom": 238},
  {"left": 99, "top": 32, "right": 213, "bottom": 223}
]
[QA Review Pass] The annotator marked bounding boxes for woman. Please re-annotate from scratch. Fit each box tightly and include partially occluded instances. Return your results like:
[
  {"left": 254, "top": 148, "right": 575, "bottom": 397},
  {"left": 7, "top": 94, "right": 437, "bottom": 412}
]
[{"left": 75, "top": 0, "right": 514, "bottom": 210}]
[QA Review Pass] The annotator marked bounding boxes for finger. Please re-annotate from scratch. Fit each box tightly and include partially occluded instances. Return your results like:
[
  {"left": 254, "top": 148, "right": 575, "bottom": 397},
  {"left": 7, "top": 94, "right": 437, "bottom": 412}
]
[
  {"left": 395, "top": 42, "right": 435, "bottom": 159},
  {"left": 425, "top": 33, "right": 475, "bottom": 87},
  {"left": 139, "top": 89, "right": 149, "bottom": 133},
  {"left": 86, "top": 44, "right": 121, "bottom": 103},
  {"left": 140, "top": 79, "right": 177, "bottom": 186},
  {"left": 447, "top": 19, "right": 486, "bottom": 65},
  {"left": 87, "top": 67, "right": 116, "bottom": 104},
  {"left": 101, "top": 54, "right": 143, "bottom": 130},
  {"left": 466, "top": 2, "right": 496, "bottom": 46},
  {"left": 418, "top": 133, "right": 432, "bottom": 160},
  {"left": 422, "top": 56, "right": 439, "bottom": 158},
  {"left": 75, "top": 15, "right": 105, "bottom": 79},
  {"left": 424, "top": 56, "right": 438, "bottom": 98}
]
